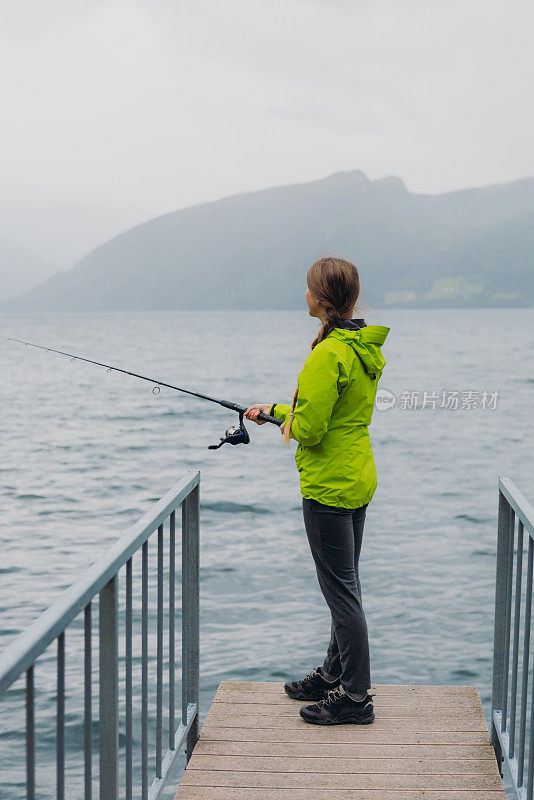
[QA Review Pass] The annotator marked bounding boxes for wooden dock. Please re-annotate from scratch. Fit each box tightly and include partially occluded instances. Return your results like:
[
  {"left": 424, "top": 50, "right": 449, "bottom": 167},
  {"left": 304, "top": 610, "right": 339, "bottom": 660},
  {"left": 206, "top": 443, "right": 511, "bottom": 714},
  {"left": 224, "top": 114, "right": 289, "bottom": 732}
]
[{"left": 174, "top": 681, "right": 505, "bottom": 800}]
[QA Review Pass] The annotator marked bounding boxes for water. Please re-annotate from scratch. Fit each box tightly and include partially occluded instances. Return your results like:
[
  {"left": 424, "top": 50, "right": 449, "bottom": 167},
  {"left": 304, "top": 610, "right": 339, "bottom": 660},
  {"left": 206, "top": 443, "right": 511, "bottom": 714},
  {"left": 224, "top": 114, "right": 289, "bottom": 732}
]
[{"left": 1, "top": 308, "right": 533, "bottom": 797}]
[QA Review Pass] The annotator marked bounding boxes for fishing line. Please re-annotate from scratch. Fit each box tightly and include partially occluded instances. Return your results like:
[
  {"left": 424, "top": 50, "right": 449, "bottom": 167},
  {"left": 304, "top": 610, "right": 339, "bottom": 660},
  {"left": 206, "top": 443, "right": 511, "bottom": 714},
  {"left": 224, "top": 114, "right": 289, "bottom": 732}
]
[{"left": 9, "top": 337, "right": 283, "bottom": 449}]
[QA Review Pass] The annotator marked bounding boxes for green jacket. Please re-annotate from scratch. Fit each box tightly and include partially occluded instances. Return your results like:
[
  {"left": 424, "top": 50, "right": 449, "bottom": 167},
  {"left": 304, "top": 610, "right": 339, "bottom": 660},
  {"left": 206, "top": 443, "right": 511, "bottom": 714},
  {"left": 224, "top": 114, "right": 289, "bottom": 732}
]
[{"left": 273, "top": 321, "right": 390, "bottom": 509}]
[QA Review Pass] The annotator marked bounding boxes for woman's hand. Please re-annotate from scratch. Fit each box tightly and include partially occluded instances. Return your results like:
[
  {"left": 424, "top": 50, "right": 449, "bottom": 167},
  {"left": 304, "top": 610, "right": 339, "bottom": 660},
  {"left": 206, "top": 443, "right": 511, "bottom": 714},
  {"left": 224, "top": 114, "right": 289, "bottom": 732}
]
[{"left": 244, "top": 403, "right": 272, "bottom": 425}]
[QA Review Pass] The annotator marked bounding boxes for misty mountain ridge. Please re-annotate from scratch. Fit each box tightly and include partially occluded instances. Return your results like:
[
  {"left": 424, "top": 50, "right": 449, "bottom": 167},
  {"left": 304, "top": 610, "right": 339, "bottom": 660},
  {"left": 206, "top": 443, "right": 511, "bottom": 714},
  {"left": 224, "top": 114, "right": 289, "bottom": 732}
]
[{"left": 5, "top": 169, "right": 534, "bottom": 311}]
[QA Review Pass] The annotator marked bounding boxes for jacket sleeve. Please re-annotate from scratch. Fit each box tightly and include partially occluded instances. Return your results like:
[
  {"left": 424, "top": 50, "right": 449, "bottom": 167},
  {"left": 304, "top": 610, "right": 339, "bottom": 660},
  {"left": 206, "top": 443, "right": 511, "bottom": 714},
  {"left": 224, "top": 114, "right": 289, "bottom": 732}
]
[
  {"left": 275, "top": 345, "right": 342, "bottom": 447},
  {"left": 272, "top": 403, "right": 291, "bottom": 418}
]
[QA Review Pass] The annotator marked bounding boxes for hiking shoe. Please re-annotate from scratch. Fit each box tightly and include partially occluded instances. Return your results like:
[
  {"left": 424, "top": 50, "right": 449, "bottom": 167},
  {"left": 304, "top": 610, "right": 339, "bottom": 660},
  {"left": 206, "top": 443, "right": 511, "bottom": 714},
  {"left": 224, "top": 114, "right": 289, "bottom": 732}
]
[
  {"left": 284, "top": 666, "right": 341, "bottom": 701},
  {"left": 299, "top": 685, "right": 375, "bottom": 725}
]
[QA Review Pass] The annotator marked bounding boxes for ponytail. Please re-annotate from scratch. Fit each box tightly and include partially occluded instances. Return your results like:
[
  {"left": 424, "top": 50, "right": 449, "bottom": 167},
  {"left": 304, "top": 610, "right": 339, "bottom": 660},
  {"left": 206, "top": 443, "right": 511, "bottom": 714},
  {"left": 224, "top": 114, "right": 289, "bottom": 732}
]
[{"left": 283, "top": 386, "right": 299, "bottom": 446}]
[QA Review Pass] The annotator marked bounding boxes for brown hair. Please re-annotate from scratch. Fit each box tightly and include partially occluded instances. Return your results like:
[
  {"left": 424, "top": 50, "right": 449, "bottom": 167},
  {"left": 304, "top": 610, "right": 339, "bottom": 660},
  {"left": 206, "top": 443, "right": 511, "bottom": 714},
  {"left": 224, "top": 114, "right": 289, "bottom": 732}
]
[{"left": 284, "top": 256, "right": 361, "bottom": 445}]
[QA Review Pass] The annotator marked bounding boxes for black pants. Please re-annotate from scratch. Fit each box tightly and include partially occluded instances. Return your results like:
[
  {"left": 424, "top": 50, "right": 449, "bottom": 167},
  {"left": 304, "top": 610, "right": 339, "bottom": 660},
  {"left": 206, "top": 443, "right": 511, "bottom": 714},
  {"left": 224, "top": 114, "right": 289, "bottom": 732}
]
[{"left": 302, "top": 497, "right": 371, "bottom": 697}]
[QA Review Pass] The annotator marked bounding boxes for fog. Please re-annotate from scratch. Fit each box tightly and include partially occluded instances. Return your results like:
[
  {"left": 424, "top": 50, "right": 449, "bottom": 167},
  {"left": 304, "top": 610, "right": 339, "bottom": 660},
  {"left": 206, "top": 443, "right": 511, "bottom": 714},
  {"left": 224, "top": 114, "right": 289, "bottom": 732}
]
[{"left": 1, "top": 0, "right": 532, "bottom": 270}]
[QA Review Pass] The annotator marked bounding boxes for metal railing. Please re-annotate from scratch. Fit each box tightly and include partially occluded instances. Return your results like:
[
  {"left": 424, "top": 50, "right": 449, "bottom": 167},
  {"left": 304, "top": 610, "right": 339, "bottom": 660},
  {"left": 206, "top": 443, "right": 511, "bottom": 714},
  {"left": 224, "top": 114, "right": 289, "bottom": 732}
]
[
  {"left": 0, "top": 470, "right": 200, "bottom": 800},
  {"left": 492, "top": 476, "right": 534, "bottom": 799}
]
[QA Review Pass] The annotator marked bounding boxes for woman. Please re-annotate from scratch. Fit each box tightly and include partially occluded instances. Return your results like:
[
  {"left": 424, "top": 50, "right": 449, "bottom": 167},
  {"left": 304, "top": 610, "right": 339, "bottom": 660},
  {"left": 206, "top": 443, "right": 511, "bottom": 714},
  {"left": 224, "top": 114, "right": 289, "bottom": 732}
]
[{"left": 245, "top": 256, "right": 389, "bottom": 726}]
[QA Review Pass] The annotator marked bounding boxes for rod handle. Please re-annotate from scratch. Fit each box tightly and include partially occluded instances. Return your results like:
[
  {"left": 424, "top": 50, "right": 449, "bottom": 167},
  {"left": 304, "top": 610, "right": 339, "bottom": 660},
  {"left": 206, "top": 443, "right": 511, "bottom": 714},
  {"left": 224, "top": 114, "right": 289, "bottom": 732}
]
[
  {"left": 256, "top": 412, "right": 284, "bottom": 426},
  {"left": 219, "top": 399, "right": 284, "bottom": 426}
]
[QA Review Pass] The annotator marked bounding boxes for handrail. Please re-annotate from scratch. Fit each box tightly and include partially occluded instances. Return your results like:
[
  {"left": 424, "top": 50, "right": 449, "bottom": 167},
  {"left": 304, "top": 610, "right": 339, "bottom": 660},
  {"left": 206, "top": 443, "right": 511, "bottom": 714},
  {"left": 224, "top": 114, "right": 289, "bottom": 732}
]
[
  {"left": 0, "top": 470, "right": 201, "bottom": 800},
  {"left": 0, "top": 471, "right": 200, "bottom": 695},
  {"left": 499, "top": 476, "right": 534, "bottom": 539},
  {"left": 491, "top": 476, "right": 534, "bottom": 800}
]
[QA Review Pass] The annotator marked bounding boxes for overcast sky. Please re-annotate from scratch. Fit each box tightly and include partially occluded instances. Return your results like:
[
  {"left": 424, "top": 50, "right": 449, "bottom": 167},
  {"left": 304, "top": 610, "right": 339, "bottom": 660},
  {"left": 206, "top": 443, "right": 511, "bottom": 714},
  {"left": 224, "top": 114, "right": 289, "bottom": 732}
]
[{"left": 1, "top": 0, "right": 533, "bottom": 269}]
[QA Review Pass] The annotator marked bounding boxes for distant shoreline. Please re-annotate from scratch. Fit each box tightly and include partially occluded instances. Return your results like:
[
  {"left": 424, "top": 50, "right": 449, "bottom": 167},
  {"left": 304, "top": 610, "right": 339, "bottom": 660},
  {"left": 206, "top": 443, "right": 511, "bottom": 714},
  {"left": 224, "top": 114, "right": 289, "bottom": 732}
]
[{"left": 2, "top": 304, "right": 533, "bottom": 314}]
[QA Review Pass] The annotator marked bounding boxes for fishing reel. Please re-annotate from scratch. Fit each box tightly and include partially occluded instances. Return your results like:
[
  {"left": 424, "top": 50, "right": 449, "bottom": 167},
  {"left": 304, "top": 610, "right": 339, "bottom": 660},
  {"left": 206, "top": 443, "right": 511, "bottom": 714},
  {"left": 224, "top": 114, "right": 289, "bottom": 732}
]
[{"left": 208, "top": 412, "right": 250, "bottom": 450}]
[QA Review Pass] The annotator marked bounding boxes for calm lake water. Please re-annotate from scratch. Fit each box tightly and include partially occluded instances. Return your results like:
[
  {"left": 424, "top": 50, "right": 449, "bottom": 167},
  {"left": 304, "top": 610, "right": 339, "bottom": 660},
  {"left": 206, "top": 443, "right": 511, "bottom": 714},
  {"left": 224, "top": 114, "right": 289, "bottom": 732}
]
[{"left": 1, "top": 308, "right": 533, "bottom": 797}]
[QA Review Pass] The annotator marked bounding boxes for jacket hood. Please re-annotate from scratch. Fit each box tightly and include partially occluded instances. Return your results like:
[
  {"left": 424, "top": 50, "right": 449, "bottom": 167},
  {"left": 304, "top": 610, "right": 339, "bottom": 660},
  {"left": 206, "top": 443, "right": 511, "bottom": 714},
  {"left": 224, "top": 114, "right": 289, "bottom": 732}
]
[{"left": 329, "top": 322, "right": 390, "bottom": 377}]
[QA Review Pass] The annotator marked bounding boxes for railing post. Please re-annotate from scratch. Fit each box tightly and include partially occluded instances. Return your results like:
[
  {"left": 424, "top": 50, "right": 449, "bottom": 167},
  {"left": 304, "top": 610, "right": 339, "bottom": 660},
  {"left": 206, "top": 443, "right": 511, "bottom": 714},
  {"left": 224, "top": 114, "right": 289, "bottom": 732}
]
[
  {"left": 182, "top": 481, "right": 200, "bottom": 762},
  {"left": 491, "top": 488, "right": 511, "bottom": 774},
  {"left": 99, "top": 576, "right": 118, "bottom": 800},
  {"left": 26, "top": 665, "right": 35, "bottom": 800}
]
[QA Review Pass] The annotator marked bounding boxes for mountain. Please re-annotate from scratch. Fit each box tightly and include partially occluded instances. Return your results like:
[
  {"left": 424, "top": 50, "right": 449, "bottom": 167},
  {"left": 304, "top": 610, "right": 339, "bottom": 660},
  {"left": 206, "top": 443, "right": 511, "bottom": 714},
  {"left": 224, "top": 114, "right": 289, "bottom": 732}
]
[
  {"left": 0, "top": 239, "right": 55, "bottom": 304},
  {"left": 6, "top": 170, "right": 534, "bottom": 310}
]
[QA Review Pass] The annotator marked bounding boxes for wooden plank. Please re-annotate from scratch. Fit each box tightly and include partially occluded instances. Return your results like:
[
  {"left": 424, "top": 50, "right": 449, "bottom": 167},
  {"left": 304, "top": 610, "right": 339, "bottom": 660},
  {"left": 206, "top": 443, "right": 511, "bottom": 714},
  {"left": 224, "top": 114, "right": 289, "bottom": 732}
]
[
  {"left": 179, "top": 770, "right": 503, "bottom": 790},
  {"left": 186, "top": 754, "right": 498, "bottom": 775},
  {"left": 217, "top": 681, "right": 478, "bottom": 696},
  {"left": 173, "top": 681, "right": 505, "bottom": 800},
  {"left": 175, "top": 789, "right": 506, "bottom": 800},
  {"left": 199, "top": 726, "right": 491, "bottom": 745},
  {"left": 211, "top": 695, "right": 490, "bottom": 718},
  {"left": 193, "top": 739, "right": 495, "bottom": 759},
  {"left": 214, "top": 692, "right": 475, "bottom": 709},
  {"left": 203, "top": 709, "right": 488, "bottom": 731}
]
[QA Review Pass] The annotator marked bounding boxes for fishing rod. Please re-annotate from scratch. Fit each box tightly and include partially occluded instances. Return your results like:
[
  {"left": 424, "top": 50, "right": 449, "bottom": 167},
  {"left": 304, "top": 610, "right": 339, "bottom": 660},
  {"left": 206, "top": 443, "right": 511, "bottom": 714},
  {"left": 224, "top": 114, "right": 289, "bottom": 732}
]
[{"left": 8, "top": 337, "right": 283, "bottom": 449}]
